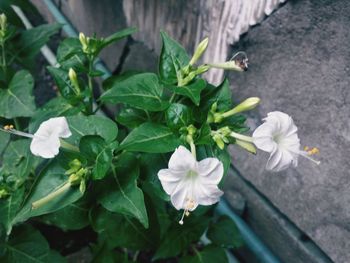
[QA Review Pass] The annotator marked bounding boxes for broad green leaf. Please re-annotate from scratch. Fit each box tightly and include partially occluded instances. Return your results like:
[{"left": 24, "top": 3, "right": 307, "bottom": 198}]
[
  {"left": 103, "top": 71, "right": 139, "bottom": 91},
  {"left": 66, "top": 115, "right": 118, "bottom": 144},
  {"left": 47, "top": 66, "right": 78, "bottom": 100},
  {"left": 56, "top": 38, "right": 87, "bottom": 71},
  {"left": 91, "top": 207, "right": 153, "bottom": 250},
  {"left": 153, "top": 216, "right": 210, "bottom": 260},
  {"left": 167, "top": 78, "right": 207, "bottom": 106},
  {"left": 29, "top": 97, "right": 82, "bottom": 133},
  {"left": 207, "top": 215, "right": 244, "bottom": 249},
  {"left": 79, "top": 136, "right": 113, "bottom": 180},
  {"left": 0, "top": 70, "right": 35, "bottom": 118},
  {"left": 0, "top": 132, "right": 9, "bottom": 155},
  {"left": 119, "top": 122, "right": 181, "bottom": 153},
  {"left": 1, "top": 140, "right": 37, "bottom": 188},
  {"left": 102, "top": 27, "right": 137, "bottom": 48},
  {"left": 11, "top": 23, "right": 61, "bottom": 66},
  {"left": 0, "top": 187, "right": 24, "bottom": 235},
  {"left": 139, "top": 153, "right": 170, "bottom": 201},
  {"left": 13, "top": 159, "right": 83, "bottom": 225},
  {"left": 179, "top": 245, "right": 228, "bottom": 263},
  {"left": 0, "top": 225, "right": 66, "bottom": 263},
  {"left": 40, "top": 199, "right": 89, "bottom": 231},
  {"left": 200, "top": 79, "right": 232, "bottom": 112},
  {"left": 116, "top": 107, "right": 148, "bottom": 129},
  {"left": 100, "top": 73, "right": 169, "bottom": 111},
  {"left": 159, "top": 31, "right": 190, "bottom": 84},
  {"left": 166, "top": 103, "right": 192, "bottom": 130},
  {"left": 91, "top": 241, "right": 130, "bottom": 263},
  {"left": 98, "top": 153, "right": 148, "bottom": 228}
]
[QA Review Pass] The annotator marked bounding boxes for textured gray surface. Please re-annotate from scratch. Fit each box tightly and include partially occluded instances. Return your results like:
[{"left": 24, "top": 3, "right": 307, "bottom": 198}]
[{"left": 225, "top": 0, "right": 350, "bottom": 262}]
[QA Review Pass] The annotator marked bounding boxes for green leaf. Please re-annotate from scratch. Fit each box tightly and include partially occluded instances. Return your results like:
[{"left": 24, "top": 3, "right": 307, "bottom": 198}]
[
  {"left": 0, "top": 70, "right": 35, "bottom": 118},
  {"left": 116, "top": 107, "right": 148, "bottom": 129},
  {"left": 0, "top": 225, "right": 66, "bottom": 263},
  {"left": 1, "top": 140, "right": 37, "bottom": 188},
  {"left": 166, "top": 103, "right": 192, "bottom": 130},
  {"left": 0, "top": 187, "right": 24, "bottom": 235},
  {"left": 91, "top": 207, "right": 154, "bottom": 250},
  {"left": 98, "top": 153, "right": 148, "bottom": 228},
  {"left": 13, "top": 159, "right": 83, "bottom": 225},
  {"left": 207, "top": 215, "right": 244, "bottom": 249},
  {"left": 139, "top": 153, "right": 170, "bottom": 201},
  {"left": 159, "top": 31, "right": 190, "bottom": 84},
  {"left": 153, "top": 216, "right": 209, "bottom": 260},
  {"left": 119, "top": 122, "right": 181, "bottom": 153},
  {"left": 11, "top": 23, "right": 61, "bottom": 66},
  {"left": 179, "top": 245, "right": 228, "bottom": 263},
  {"left": 91, "top": 241, "right": 130, "bottom": 263},
  {"left": 29, "top": 97, "right": 82, "bottom": 133},
  {"left": 168, "top": 78, "right": 207, "bottom": 106},
  {"left": 66, "top": 115, "right": 118, "bottom": 145},
  {"left": 0, "top": 132, "right": 10, "bottom": 155},
  {"left": 56, "top": 38, "right": 87, "bottom": 71},
  {"left": 100, "top": 73, "right": 169, "bottom": 111},
  {"left": 39, "top": 199, "right": 89, "bottom": 231},
  {"left": 102, "top": 27, "right": 137, "bottom": 48},
  {"left": 47, "top": 66, "right": 77, "bottom": 100},
  {"left": 79, "top": 136, "right": 113, "bottom": 180},
  {"left": 200, "top": 79, "right": 232, "bottom": 112}
]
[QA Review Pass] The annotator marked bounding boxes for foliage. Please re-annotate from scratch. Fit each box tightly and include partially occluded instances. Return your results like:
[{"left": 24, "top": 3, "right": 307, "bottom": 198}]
[{"left": 0, "top": 11, "right": 252, "bottom": 262}]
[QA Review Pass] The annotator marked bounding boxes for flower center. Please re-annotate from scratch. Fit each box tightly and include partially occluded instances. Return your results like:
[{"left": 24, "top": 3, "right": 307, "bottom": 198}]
[
  {"left": 179, "top": 198, "right": 196, "bottom": 225},
  {"left": 186, "top": 170, "right": 198, "bottom": 178}
]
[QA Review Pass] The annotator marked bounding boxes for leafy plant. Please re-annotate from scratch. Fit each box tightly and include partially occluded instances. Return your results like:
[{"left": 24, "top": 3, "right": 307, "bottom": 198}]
[{"left": 0, "top": 10, "right": 265, "bottom": 262}]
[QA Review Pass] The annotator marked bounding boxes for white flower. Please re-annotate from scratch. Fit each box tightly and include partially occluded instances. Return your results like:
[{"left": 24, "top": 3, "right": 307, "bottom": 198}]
[
  {"left": 1, "top": 117, "right": 72, "bottom": 159},
  {"left": 157, "top": 146, "right": 224, "bottom": 224},
  {"left": 30, "top": 117, "right": 72, "bottom": 158},
  {"left": 253, "top": 111, "right": 320, "bottom": 172}
]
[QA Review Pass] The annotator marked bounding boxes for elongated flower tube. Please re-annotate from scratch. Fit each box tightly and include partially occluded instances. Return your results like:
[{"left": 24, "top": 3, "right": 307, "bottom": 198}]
[
  {"left": 253, "top": 111, "right": 320, "bottom": 172},
  {"left": 0, "top": 117, "right": 73, "bottom": 158},
  {"left": 157, "top": 146, "right": 224, "bottom": 225}
]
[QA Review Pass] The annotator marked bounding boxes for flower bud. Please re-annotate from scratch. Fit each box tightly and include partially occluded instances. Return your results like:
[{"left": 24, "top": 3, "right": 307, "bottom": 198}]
[
  {"left": 0, "top": 13, "right": 7, "bottom": 32},
  {"left": 235, "top": 140, "right": 256, "bottom": 154},
  {"left": 221, "top": 97, "right": 260, "bottom": 119},
  {"left": 0, "top": 188, "right": 9, "bottom": 199},
  {"left": 68, "top": 68, "right": 80, "bottom": 94},
  {"left": 65, "top": 158, "right": 82, "bottom": 175},
  {"left": 207, "top": 61, "right": 243, "bottom": 71},
  {"left": 213, "top": 133, "right": 225, "bottom": 150},
  {"left": 189, "top": 37, "right": 209, "bottom": 66},
  {"left": 79, "top": 32, "right": 89, "bottom": 53}
]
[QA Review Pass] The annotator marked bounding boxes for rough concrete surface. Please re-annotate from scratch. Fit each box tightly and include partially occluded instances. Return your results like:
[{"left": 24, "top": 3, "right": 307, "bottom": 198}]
[{"left": 225, "top": 0, "right": 350, "bottom": 262}]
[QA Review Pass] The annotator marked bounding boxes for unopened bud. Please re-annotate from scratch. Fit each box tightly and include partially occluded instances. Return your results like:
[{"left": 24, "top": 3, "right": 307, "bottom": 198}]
[
  {"left": 0, "top": 13, "right": 7, "bottom": 32},
  {"left": 213, "top": 133, "right": 225, "bottom": 150},
  {"left": 0, "top": 188, "right": 9, "bottom": 199},
  {"left": 189, "top": 37, "right": 209, "bottom": 66},
  {"left": 207, "top": 61, "right": 243, "bottom": 72},
  {"left": 79, "top": 32, "right": 89, "bottom": 53},
  {"left": 222, "top": 97, "right": 260, "bottom": 118},
  {"left": 65, "top": 159, "right": 82, "bottom": 175},
  {"left": 68, "top": 68, "right": 80, "bottom": 94},
  {"left": 235, "top": 140, "right": 256, "bottom": 154}
]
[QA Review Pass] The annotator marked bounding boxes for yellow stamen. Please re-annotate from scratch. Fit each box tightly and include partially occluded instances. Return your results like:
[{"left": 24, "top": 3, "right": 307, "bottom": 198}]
[
  {"left": 179, "top": 198, "right": 196, "bottom": 225},
  {"left": 305, "top": 147, "right": 319, "bottom": 155}
]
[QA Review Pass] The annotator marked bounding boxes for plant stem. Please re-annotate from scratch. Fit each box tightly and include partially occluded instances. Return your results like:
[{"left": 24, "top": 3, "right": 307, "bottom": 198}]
[
  {"left": 87, "top": 56, "right": 94, "bottom": 114},
  {"left": 0, "top": 41, "right": 6, "bottom": 76},
  {"left": 189, "top": 140, "right": 196, "bottom": 159},
  {"left": 31, "top": 181, "right": 71, "bottom": 209}
]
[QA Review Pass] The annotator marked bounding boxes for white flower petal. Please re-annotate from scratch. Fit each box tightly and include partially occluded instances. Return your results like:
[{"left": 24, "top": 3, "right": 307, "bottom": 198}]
[
  {"left": 168, "top": 146, "right": 196, "bottom": 171},
  {"left": 158, "top": 169, "right": 182, "bottom": 195},
  {"left": 197, "top": 158, "right": 224, "bottom": 185},
  {"left": 170, "top": 180, "right": 189, "bottom": 210},
  {"left": 194, "top": 183, "right": 223, "bottom": 206},
  {"left": 30, "top": 117, "right": 72, "bottom": 159},
  {"left": 30, "top": 133, "right": 60, "bottom": 158},
  {"left": 253, "top": 123, "right": 277, "bottom": 153},
  {"left": 266, "top": 148, "right": 296, "bottom": 172}
]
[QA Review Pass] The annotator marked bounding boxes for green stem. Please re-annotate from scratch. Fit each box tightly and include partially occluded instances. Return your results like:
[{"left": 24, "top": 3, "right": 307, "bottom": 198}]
[
  {"left": 13, "top": 118, "right": 20, "bottom": 131},
  {"left": 0, "top": 41, "right": 6, "bottom": 76},
  {"left": 189, "top": 140, "right": 196, "bottom": 159},
  {"left": 169, "top": 93, "right": 176, "bottom": 103},
  {"left": 32, "top": 181, "right": 71, "bottom": 209},
  {"left": 87, "top": 57, "right": 94, "bottom": 114}
]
